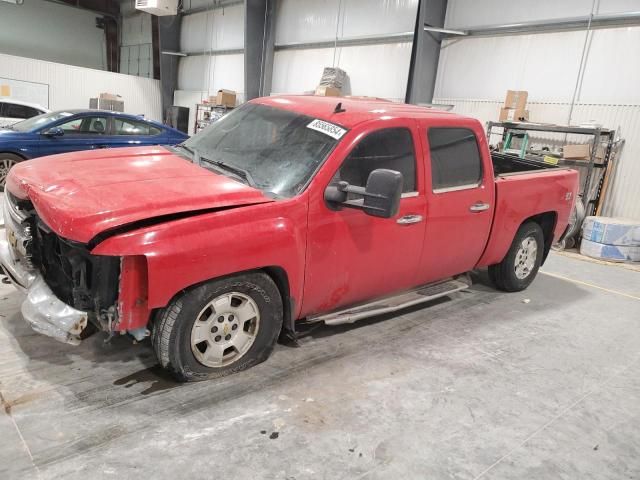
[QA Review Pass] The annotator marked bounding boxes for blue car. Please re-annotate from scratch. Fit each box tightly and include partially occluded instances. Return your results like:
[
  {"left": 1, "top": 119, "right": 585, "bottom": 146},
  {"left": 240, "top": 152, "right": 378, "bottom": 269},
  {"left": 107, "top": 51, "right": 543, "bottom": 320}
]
[{"left": 0, "top": 109, "right": 189, "bottom": 188}]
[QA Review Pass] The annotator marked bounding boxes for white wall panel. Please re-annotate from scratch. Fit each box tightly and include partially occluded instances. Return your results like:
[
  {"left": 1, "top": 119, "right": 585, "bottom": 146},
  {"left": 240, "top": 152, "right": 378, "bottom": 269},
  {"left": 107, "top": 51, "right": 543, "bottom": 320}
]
[
  {"left": 435, "top": 31, "right": 586, "bottom": 102},
  {"left": 275, "top": 0, "right": 341, "bottom": 44},
  {"left": 0, "top": 0, "right": 105, "bottom": 70},
  {"left": 272, "top": 48, "right": 336, "bottom": 94},
  {"left": 272, "top": 0, "right": 417, "bottom": 99},
  {"left": 579, "top": 27, "right": 640, "bottom": 104},
  {"left": 0, "top": 53, "right": 162, "bottom": 121},
  {"left": 445, "top": 0, "right": 640, "bottom": 28},
  {"left": 272, "top": 42, "right": 412, "bottom": 101},
  {"left": 336, "top": 42, "right": 413, "bottom": 101},
  {"left": 181, "top": 4, "right": 245, "bottom": 52},
  {"left": 178, "top": 54, "right": 245, "bottom": 96},
  {"left": 341, "top": 0, "right": 418, "bottom": 36},
  {"left": 276, "top": 0, "right": 418, "bottom": 44}
]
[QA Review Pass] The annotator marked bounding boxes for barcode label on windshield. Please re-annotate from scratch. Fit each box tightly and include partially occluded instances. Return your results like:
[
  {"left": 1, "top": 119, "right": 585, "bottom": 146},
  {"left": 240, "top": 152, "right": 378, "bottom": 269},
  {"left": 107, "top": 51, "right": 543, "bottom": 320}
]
[{"left": 307, "top": 119, "right": 346, "bottom": 140}]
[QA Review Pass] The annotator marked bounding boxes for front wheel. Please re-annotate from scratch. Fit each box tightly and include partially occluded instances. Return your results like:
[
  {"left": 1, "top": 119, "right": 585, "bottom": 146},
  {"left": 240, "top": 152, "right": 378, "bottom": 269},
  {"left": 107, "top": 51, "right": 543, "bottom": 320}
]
[
  {"left": 489, "top": 222, "right": 544, "bottom": 292},
  {"left": 0, "top": 153, "right": 22, "bottom": 190},
  {"left": 153, "top": 272, "right": 283, "bottom": 382}
]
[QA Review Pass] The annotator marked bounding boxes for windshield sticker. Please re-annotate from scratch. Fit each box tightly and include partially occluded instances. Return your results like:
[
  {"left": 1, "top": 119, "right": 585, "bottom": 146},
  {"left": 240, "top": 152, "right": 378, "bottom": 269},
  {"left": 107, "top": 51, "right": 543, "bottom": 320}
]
[{"left": 307, "top": 119, "right": 346, "bottom": 140}]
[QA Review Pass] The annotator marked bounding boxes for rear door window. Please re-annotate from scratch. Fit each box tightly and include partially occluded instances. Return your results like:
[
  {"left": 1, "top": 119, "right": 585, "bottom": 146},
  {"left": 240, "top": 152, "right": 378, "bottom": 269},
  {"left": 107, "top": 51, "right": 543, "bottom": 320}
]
[
  {"left": 428, "top": 128, "right": 482, "bottom": 191},
  {"left": 114, "top": 118, "right": 161, "bottom": 136}
]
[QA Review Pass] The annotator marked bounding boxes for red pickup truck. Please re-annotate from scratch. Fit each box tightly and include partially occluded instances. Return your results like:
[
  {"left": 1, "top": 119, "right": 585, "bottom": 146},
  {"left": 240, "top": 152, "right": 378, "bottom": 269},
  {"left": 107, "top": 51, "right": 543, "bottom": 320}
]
[{"left": 1, "top": 96, "right": 578, "bottom": 381}]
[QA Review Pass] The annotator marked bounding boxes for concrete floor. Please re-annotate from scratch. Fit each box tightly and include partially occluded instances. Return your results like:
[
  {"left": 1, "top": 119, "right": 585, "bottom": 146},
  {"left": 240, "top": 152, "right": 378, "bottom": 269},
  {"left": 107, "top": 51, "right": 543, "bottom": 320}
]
[{"left": 0, "top": 252, "right": 638, "bottom": 480}]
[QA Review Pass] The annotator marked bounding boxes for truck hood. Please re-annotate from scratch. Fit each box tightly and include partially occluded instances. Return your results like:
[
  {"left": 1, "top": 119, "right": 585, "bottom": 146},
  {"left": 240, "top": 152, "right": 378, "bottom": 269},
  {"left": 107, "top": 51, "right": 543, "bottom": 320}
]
[{"left": 7, "top": 146, "right": 274, "bottom": 244}]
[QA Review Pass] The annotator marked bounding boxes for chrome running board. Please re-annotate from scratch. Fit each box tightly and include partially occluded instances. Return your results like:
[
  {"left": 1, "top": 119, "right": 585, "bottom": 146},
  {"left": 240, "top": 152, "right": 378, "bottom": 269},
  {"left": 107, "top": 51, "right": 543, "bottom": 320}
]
[{"left": 309, "top": 274, "right": 471, "bottom": 326}]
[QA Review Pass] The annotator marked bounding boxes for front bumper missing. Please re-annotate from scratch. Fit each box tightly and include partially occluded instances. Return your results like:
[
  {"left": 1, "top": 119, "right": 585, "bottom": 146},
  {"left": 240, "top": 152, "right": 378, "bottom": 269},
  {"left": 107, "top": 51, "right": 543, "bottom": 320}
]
[{"left": 0, "top": 236, "right": 88, "bottom": 345}]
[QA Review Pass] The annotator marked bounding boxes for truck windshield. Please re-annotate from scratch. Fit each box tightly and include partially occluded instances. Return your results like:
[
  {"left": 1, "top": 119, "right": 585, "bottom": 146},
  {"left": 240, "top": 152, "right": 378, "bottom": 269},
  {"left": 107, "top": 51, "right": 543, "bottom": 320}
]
[{"left": 183, "top": 103, "right": 342, "bottom": 198}]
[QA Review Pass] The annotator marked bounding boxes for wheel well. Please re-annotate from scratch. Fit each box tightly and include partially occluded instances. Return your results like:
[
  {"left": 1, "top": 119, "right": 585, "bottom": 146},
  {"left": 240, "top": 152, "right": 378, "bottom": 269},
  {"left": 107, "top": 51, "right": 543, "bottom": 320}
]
[
  {"left": 522, "top": 211, "right": 557, "bottom": 264},
  {"left": 261, "top": 266, "right": 295, "bottom": 337},
  {"left": 149, "top": 266, "right": 295, "bottom": 337},
  {"left": 0, "top": 151, "right": 27, "bottom": 160}
]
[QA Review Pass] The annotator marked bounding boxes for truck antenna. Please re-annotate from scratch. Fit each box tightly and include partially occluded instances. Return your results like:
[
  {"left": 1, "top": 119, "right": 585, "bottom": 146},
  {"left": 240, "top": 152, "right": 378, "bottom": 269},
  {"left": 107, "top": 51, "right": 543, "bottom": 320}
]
[{"left": 333, "top": 102, "right": 346, "bottom": 114}]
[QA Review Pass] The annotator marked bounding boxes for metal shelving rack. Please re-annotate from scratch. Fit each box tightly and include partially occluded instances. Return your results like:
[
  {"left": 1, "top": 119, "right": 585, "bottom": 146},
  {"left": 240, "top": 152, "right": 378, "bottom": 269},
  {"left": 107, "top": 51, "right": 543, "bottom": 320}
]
[
  {"left": 486, "top": 121, "right": 616, "bottom": 218},
  {"left": 194, "top": 103, "right": 233, "bottom": 134}
]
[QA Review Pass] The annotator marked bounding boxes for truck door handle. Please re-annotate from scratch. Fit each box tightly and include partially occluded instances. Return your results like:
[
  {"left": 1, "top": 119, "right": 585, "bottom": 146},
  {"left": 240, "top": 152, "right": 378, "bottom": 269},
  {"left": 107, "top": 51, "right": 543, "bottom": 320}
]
[
  {"left": 397, "top": 214, "right": 423, "bottom": 225},
  {"left": 469, "top": 202, "right": 490, "bottom": 212}
]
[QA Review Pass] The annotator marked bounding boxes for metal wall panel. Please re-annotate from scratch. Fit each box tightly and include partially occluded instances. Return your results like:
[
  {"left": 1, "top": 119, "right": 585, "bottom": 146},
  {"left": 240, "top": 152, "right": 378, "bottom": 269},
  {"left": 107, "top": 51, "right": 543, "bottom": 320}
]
[
  {"left": 0, "top": 0, "right": 105, "bottom": 70},
  {"left": 272, "top": 42, "right": 412, "bottom": 101},
  {"left": 445, "top": 0, "right": 640, "bottom": 28},
  {"left": 276, "top": 0, "right": 417, "bottom": 44},
  {"left": 272, "top": 0, "right": 417, "bottom": 99},
  {"left": 0, "top": 53, "right": 162, "bottom": 121},
  {"left": 435, "top": 31, "right": 587, "bottom": 102},
  {"left": 275, "top": 0, "right": 341, "bottom": 44},
  {"left": 181, "top": 4, "right": 245, "bottom": 53},
  {"left": 341, "top": 0, "right": 418, "bottom": 37},
  {"left": 177, "top": 54, "right": 245, "bottom": 98},
  {"left": 434, "top": 98, "right": 640, "bottom": 220}
]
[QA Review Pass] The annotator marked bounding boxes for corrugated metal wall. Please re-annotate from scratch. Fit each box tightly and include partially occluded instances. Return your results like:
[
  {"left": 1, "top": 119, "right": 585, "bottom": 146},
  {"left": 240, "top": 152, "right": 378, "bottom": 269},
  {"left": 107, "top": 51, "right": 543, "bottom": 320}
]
[
  {"left": 272, "top": 0, "right": 418, "bottom": 101},
  {"left": 434, "top": 98, "right": 640, "bottom": 220},
  {"left": 177, "top": 4, "right": 245, "bottom": 97},
  {"left": 0, "top": 53, "right": 163, "bottom": 121},
  {"left": 434, "top": 0, "right": 640, "bottom": 220}
]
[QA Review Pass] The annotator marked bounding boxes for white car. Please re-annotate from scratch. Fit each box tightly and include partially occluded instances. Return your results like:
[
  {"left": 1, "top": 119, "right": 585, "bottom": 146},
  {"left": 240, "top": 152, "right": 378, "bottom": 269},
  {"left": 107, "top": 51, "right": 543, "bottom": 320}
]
[{"left": 0, "top": 99, "right": 50, "bottom": 128}]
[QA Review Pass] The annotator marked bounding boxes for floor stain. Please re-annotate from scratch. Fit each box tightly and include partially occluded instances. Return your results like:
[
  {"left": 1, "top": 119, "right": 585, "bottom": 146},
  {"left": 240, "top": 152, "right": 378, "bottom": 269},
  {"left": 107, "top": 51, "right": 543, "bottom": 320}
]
[
  {"left": 0, "top": 389, "right": 49, "bottom": 415},
  {"left": 269, "top": 431, "right": 279, "bottom": 439},
  {"left": 113, "top": 365, "right": 180, "bottom": 395}
]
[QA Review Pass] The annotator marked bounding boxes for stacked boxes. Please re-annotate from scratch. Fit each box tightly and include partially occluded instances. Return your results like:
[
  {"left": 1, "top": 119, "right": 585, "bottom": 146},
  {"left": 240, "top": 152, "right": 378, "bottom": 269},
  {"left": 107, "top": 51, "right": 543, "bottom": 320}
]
[
  {"left": 315, "top": 67, "right": 346, "bottom": 96},
  {"left": 580, "top": 216, "right": 640, "bottom": 262},
  {"left": 499, "top": 90, "right": 529, "bottom": 122},
  {"left": 208, "top": 89, "right": 236, "bottom": 108}
]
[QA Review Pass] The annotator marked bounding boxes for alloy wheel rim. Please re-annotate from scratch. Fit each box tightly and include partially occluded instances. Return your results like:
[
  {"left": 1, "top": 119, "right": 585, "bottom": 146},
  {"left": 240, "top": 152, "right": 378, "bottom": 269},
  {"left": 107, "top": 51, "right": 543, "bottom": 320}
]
[
  {"left": 514, "top": 235, "right": 538, "bottom": 279},
  {"left": 0, "top": 158, "right": 16, "bottom": 186},
  {"left": 190, "top": 292, "right": 260, "bottom": 368}
]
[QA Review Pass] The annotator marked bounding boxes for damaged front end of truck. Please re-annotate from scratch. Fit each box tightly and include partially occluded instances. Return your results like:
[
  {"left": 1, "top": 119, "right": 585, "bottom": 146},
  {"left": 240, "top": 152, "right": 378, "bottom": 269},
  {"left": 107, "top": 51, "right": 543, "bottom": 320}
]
[{"left": 0, "top": 192, "right": 149, "bottom": 344}]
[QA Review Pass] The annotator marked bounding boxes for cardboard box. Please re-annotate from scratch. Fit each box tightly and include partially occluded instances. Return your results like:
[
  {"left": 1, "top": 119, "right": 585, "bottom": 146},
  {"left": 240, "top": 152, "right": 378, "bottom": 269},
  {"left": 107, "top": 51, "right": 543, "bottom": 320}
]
[
  {"left": 499, "top": 107, "right": 529, "bottom": 122},
  {"left": 215, "top": 89, "right": 236, "bottom": 107},
  {"left": 504, "top": 90, "right": 528, "bottom": 110},
  {"left": 99, "top": 92, "right": 122, "bottom": 101},
  {"left": 315, "top": 86, "right": 341, "bottom": 97},
  {"left": 563, "top": 143, "right": 605, "bottom": 163}
]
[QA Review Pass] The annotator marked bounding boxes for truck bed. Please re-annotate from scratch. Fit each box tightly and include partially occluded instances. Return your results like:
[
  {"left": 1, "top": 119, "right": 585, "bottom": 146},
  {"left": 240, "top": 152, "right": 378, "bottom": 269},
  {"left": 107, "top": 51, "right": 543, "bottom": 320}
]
[
  {"left": 476, "top": 153, "right": 579, "bottom": 268},
  {"left": 491, "top": 151, "right": 560, "bottom": 177}
]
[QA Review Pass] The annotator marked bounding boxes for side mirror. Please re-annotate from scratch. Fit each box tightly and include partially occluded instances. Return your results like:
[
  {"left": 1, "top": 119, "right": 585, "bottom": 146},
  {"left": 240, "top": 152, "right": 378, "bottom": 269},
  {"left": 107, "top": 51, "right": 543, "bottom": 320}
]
[
  {"left": 324, "top": 169, "right": 403, "bottom": 219},
  {"left": 43, "top": 127, "right": 64, "bottom": 137}
]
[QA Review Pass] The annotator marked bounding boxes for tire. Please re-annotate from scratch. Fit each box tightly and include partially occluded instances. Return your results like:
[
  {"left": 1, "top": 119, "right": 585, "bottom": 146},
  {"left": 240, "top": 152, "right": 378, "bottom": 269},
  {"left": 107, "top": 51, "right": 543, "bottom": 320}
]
[
  {"left": 153, "top": 272, "right": 283, "bottom": 382},
  {"left": 0, "top": 153, "right": 22, "bottom": 191},
  {"left": 488, "top": 222, "right": 544, "bottom": 292}
]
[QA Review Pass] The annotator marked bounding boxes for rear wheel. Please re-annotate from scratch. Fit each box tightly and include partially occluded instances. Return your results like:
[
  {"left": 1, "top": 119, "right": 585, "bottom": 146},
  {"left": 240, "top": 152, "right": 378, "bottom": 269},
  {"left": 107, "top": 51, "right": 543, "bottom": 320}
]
[
  {"left": 153, "top": 272, "right": 283, "bottom": 382},
  {"left": 489, "top": 222, "right": 544, "bottom": 292},
  {"left": 0, "top": 153, "right": 22, "bottom": 190}
]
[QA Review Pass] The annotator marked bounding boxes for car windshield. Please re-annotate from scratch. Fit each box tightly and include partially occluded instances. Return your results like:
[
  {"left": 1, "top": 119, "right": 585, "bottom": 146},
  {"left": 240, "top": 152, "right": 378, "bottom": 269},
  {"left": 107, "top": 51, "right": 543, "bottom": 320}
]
[
  {"left": 183, "top": 103, "right": 342, "bottom": 198},
  {"left": 11, "top": 111, "right": 74, "bottom": 132}
]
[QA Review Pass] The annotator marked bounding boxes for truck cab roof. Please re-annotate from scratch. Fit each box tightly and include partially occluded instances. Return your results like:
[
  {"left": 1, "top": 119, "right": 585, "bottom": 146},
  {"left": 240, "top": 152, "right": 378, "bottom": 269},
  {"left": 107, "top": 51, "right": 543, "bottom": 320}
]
[{"left": 253, "top": 95, "right": 460, "bottom": 129}]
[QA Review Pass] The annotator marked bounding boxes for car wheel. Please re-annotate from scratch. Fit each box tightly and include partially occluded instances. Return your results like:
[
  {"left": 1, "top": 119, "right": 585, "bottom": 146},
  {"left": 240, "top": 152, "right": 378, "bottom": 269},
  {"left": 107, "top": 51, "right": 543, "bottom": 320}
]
[
  {"left": 488, "top": 222, "right": 544, "bottom": 292},
  {"left": 153, "top": 272, "right": 283, "bottom": 382},
  {"left": 0, "top": 153, "right": 22, "bottom": 190}
]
